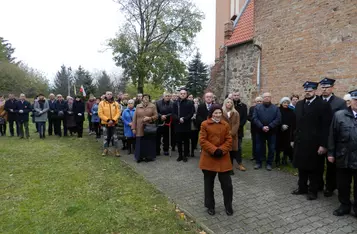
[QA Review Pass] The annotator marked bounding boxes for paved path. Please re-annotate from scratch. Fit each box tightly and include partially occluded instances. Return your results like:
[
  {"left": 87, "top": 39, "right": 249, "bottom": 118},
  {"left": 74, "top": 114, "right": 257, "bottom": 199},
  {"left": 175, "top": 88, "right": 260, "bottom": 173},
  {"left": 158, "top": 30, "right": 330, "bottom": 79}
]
[{"left": 119, "top": 152, "right": 357, "bottom": 234}]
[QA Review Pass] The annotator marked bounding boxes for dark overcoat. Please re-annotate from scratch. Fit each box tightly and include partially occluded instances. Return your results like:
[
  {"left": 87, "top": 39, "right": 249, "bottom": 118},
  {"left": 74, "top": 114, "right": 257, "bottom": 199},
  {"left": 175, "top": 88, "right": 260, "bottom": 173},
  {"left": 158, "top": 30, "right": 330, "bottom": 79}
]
[
  {"left": 293, "top": 97, "right": 332, "bottom": 170},
  {"left": 4, "top": 99, "right": 18, "bottom": 121},
  {"left": 15, "top": 100, "right": 31, "bottom": 122},
  {"left": 324, "top": 95, "right": 347, "bottom": 114},
  {"left": 172, "top": 98, "right": 194, "bottom": 133},
  {"left": 73, "top": 100, "right": 85, "bottom": 122},
  {"left": 276, "top": 107, "right": 296, "bottom": 151}
]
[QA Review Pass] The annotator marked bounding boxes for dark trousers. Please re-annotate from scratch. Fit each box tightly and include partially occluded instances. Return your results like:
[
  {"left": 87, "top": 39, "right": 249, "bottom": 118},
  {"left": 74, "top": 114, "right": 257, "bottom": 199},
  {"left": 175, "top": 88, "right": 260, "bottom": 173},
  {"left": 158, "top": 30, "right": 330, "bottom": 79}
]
[
  {"left": 237, "top": 137, "right": 243, "bottom": 160},
  {"left": 276, "top": 147, "right": 293, "bottom": 163},
  {"left": 88, "top": 114, "right": 93, "bottom": 131},
  {"left": 202, "top": 170, "right": 233, "bottom": 210},
  {"left": 336, "top": 168, "right": 357, "bottom": 210},
  {"left": 37, "top": 122, "right": 46, "bottom": 138},
  {"left": 0, "top": 123, "right": 6, "bottom": 136},
  {"left": 8, "top": 119, "right": 19, "bottom": 136},
  {"left": 256, "top": 133, "right": 276, "bottom": 166},
  {"left": 176, "top": 132, "right": 190, "bottom": 157},
  {"left": 18, "top": 121, "right": 29, "bottom": 138},
  {"left": 298, "top": 168, "right": 320, "bottom": 194},
  {"left": 55, "top": 118, "right": 67, "bottom": 136},
  {"left": 190, "top": 130, "right": 199, "bottom": 154},
  {"left": 48, "top": 115, "right": 56, "bottom": 135},
  {"left": 323, "top": 156, "right": 337, "bottom": 191},
  {"left": 156, "top": 125, "right": 170, "bottom": 153},
  {"left": 251, "top": 131, "right": 257, "bottom": 159},
  {"left": 230, "top": 151, "right": 240, "bottom": 165},
  {"left": 127, "top": 137, "right": 136, "bottom": 153},
  {"left": 171, "top": 125, "right": 176, "bottom": 150},
  {"left": 93, "top": 122, "right": 101, "bottom": 138},
  {"left": 76, "top": 121, "right": 84, "bottom": 138}
]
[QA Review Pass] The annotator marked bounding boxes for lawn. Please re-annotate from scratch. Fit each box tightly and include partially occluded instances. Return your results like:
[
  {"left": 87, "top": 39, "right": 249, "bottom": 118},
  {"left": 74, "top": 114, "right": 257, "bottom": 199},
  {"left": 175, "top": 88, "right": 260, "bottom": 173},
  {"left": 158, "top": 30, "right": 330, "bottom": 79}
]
[{"left": 0, "top": 126, "right": 199, "bottom": 234}]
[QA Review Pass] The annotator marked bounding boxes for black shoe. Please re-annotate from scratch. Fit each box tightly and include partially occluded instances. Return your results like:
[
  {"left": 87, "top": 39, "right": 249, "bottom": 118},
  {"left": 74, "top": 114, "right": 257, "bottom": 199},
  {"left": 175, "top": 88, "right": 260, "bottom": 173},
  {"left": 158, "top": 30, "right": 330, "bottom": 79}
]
[
  {"left": 226, "top": 207, "right": 234, "bottom": 216},
  {"left": 307, "top": 192, "right": 318, "bottom": 200},
  {"left": 250, "top": 157, "right": 255, "bottom": 161},
  {"left": 324, "top": 189, "right": 334, "bottom": 197},
  {"left": 137, "top": 159, "right": 143, "bottom": 163},
  {"left": 207, "top": 208, "right": 215, "bottom": 216},
  {"left": 190, "top": 153, "right": 195, "bottom": 157},
  {"left": 333, "top": 207, "right": 350, "bottom": 216},
  {"left": 183, "top": 157, "right": 188, "bottom": 162},
  {"left": 177, "top": 157, "right": 183, "bottom": 162},
  {"left": 230, "top": 170, "right": 234, "bottom": 175},
  {"left": 291, "top": 188, "right": 308, "bottom": 195}
]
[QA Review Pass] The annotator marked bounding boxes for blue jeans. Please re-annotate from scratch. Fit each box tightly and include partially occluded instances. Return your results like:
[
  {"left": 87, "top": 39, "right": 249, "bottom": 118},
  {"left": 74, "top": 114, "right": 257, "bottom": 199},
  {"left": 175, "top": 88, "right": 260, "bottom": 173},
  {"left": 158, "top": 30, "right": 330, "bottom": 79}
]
[
  {"left": 37, "top": 122, "right": 46, "bottom": 138},
  {"left": 256, "top": 133, "right": 276, "bottom": 166}
]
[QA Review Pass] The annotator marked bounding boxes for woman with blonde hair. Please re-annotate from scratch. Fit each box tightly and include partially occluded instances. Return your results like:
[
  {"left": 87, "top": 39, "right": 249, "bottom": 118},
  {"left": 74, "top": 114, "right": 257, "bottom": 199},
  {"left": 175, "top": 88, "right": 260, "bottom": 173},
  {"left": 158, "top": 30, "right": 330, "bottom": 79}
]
[{"left": 222, "top": 98, "right": 245, "bottom": 173}]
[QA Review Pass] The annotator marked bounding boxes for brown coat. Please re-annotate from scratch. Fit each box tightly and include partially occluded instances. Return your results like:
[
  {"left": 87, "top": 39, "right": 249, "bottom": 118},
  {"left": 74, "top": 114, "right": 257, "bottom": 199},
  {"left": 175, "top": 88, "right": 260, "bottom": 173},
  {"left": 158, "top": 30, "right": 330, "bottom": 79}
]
[
  {"left": 221, "top": 111, "right": 240, "bottom": 151},
  {"left": 132, "top": 102, "right": 158, "bottom": 137},
  {"left": 0, "top": 102, "right": 7, "bottom": 121},
  {"left": 199, "top": 119, "right": 233, "bottom": 172}
]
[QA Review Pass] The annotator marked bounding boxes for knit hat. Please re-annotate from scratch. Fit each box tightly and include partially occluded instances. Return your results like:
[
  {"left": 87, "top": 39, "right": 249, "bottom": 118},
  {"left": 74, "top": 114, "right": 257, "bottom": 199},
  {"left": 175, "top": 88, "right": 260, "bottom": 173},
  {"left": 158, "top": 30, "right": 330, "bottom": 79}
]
[
  {"left": 279, "top": 97, "right": 291, "bottom": 105},
  {"left": 208, "top": 104, "right": 223, "bottom": 118}
]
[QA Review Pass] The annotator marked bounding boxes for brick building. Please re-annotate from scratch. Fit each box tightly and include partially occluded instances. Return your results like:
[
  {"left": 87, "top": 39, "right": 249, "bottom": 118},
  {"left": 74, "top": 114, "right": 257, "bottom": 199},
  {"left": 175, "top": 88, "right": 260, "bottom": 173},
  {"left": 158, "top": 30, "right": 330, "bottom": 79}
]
[{"left": 209, "top": 0, "right": 357, "bottom": 105}]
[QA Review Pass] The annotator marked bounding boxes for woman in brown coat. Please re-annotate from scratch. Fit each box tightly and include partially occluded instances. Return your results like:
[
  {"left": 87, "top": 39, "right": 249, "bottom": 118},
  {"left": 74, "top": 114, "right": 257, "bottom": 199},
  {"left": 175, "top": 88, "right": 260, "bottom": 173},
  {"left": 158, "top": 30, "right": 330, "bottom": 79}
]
[
  {"left": 222, "top": 98, "right": 246, "bottom": 173},
  {"left": 132, "top": 94, "right": 158, "bottom": 162},
  {"left": 199, "top": 104, "right": 233, "bottom": 216}
]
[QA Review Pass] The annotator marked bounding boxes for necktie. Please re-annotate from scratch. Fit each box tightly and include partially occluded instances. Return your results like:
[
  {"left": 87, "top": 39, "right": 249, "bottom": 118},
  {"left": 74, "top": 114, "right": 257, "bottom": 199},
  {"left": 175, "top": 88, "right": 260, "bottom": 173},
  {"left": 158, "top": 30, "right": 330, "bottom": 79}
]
[
  {"left": 324, "top": 99, "right": 328, "bottom": 102},
  {"left": 355, "top": 114, "right": 357, "bottom": 120}
]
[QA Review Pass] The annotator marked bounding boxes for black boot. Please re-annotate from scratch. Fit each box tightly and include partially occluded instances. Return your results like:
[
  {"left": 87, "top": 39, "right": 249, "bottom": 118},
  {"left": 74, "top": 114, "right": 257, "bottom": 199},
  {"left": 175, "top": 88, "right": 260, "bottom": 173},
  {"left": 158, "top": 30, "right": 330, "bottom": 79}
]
[
  {"left": 183, "top": 155, "right": 188, "bottom": 162},
  {"left": 177, "top": 153, "right": 183, "bottom": 162},
  {"left": 127, "top": 139, "right": 132, "bottom": 154}
]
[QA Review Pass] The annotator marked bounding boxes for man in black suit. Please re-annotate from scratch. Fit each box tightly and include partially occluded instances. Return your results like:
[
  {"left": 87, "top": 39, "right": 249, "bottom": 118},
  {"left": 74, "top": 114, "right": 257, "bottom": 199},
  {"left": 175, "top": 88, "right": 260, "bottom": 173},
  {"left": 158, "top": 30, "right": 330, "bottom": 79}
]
[
  {"left": 172, "top": 88, "right": 194, "bottom": 162},
  {"left": 292, "top": 81, "right": 332, "bottom": 200},
  {"left": 232, "top": 92, "right": 248, "bottom": 163},
  {"left": 196, "top": 92, "right": 214, "bottom": 130},
  {"left": 319, "top": 77, "right": 347, "bottom": 197},
  {"left": 4, "top": 94, "right": 20, "bottom": 136}
]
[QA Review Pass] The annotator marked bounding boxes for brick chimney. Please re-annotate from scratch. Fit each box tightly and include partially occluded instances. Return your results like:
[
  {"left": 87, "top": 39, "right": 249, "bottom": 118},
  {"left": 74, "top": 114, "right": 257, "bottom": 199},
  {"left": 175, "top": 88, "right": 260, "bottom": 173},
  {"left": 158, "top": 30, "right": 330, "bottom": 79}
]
[{"left": 224, "top": 21, "right": 233, "bottom": 42}]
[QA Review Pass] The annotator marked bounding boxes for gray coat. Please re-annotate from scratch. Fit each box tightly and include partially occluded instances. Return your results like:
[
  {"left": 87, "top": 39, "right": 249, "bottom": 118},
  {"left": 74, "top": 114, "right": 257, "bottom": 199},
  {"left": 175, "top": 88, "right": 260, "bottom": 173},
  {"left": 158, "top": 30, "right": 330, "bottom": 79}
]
[
  {"left": 325, "top": 95, "right": 347, "bottom": 114},
  {"left": 34, "top": 100, "right": 49, "bottom": 122},
  {"left": 328, "top": 108, "right": 357, "bottom": 169}
]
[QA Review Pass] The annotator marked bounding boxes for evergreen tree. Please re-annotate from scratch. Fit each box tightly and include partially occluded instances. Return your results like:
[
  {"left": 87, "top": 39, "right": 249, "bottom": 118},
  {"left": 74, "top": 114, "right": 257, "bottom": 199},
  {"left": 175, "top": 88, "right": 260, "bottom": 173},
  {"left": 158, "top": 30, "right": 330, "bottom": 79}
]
[
  {"left": 53, "top": 65, "right": 71, "bottom": 96},
  {"left": 186, "top": 52, "right": 208, "bottom": 97},
  {"left": 0, "top": 37, "right": 16, "bottom": 63},
  {"left": 96, "top": 71, "right": 113, "bottom": 96},
  {"left": 74, "top": 66, "right": 96, "bottom": 96}
]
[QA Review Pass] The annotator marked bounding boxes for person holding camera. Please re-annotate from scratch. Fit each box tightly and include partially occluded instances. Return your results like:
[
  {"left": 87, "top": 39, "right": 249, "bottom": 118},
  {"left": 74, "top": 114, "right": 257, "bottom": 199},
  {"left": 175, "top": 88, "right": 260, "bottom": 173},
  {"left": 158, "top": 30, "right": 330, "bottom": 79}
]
[{"left": 199, "top": 104, "right": 233, "bottom": 216}]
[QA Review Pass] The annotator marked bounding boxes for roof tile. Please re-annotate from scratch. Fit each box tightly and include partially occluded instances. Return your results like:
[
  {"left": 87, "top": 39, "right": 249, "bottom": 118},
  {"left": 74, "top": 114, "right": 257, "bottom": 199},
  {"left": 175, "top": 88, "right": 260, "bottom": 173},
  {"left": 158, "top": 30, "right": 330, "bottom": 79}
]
[{"left": 225, "top": 0, "right": 254, "bottom": 47}]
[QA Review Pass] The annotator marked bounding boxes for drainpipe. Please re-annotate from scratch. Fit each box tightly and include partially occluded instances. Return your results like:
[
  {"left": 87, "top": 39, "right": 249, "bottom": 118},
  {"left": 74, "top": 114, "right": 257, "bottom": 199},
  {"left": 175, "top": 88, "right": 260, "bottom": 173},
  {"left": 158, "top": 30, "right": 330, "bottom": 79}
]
[
  {"left": 223, "top": 46, "right": 228, "bottom": 96},
  {"left": 255, "top": 44, "right": 262, "bottom": 93}
]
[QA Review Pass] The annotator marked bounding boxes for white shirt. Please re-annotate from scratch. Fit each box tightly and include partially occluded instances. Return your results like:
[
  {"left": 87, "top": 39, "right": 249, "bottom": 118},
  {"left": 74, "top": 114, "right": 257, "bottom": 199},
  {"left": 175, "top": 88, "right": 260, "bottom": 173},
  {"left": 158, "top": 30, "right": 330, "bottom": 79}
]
[
  {"left": 322, "top": 94, "right": 333, "bottom": 102},
  {"left": 353, "top": 110, "right": 357, "bottom": 118},
  {"left": 306, "top": 96, "right": 317, "bottom": 104}
]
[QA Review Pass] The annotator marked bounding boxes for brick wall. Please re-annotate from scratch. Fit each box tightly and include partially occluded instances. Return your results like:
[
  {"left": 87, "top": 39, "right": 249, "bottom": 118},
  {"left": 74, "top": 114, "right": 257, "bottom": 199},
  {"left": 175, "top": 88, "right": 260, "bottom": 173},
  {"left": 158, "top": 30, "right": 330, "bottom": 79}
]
[{"left": 254, "top": 0, "right": 357, "bottom": 103}]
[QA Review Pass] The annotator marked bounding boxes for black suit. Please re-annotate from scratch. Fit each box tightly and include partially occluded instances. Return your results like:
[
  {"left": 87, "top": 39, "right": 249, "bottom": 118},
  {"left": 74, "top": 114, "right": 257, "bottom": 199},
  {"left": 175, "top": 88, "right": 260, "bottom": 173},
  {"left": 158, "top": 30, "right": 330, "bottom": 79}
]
[
  {"left": 293, "top": 97, "right": 332, "bottom": 194},
  {"left": 196, "top": 103, "right": 211, "bottom": 129},
  {"left": 4, "top": 99, "right": 19, "bottom": 136},
  {"left": 322, "top": 95, "right": 347, "bottom": 192}
]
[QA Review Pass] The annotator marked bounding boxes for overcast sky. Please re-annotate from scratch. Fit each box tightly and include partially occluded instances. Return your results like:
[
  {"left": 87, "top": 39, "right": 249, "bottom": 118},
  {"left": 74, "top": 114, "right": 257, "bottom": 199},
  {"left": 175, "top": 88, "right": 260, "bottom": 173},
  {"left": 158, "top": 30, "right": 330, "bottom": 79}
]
[{"left": 0, "top": 0, "right": 215, "bottom": 80}]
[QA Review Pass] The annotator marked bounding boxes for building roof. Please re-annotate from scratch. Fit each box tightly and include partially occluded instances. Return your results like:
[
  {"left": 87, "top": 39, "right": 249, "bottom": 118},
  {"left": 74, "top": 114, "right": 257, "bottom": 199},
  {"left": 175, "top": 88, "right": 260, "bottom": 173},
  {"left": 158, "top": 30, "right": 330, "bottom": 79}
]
[{"left": 225, "top": 0, "right": 254, "bottom": 47}]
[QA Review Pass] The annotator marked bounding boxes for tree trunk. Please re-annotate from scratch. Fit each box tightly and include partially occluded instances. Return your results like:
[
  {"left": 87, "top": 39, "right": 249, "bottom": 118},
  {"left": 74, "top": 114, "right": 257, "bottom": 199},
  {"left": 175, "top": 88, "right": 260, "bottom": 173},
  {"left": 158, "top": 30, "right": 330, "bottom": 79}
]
[{"left": 137, "top": 74, "right": 144, "bottom": 94}]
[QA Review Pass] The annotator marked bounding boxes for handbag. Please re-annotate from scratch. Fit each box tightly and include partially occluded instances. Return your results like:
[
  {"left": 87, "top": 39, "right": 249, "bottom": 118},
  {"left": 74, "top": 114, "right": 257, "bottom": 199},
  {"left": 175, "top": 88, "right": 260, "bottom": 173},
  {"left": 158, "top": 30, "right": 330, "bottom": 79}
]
[{"left": 143, "top": 123, "right": 158, "bottom": 136}]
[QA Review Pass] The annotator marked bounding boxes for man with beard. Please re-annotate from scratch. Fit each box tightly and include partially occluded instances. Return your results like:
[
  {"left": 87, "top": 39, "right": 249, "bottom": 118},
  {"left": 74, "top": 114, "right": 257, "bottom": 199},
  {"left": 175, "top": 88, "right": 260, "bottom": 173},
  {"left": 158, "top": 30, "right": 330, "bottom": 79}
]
[
  {"left": 252, "top": 93, "right": 281, "bottom": 171},
  {"left": 232, "top": 92, "right": 248, "bottom": 165},
  {"left": 156, "top": 92, "right": 173, "bottom": 156},
  {"left": 172, "top": 88, "right": 195, "bottom": 162},
  {"left": 319, "top": 77, "right": 347, "bottom": 197},
  {"left": 4, "top": 94, "right": 20, "bottom": 136},
  {"left": 292, "top": 81, "right": 332, "bottom": 200}
]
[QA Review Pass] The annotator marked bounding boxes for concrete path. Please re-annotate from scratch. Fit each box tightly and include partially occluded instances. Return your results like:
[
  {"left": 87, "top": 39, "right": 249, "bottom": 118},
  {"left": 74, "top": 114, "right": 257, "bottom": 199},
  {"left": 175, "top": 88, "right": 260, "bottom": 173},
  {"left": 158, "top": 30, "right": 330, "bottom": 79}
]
[{"left": 119, "top": 152, "right": 357, "bottom": 234}]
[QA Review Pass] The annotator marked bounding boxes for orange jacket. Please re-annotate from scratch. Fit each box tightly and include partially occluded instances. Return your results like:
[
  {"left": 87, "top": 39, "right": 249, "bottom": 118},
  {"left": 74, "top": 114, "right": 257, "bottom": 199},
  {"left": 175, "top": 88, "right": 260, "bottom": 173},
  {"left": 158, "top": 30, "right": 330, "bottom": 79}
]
[
  {"left": 199, "top": 118, "right": 233, "bottom": 172},
  {"left": 98, "top": 99, "right": 121, "bottom": 125}
]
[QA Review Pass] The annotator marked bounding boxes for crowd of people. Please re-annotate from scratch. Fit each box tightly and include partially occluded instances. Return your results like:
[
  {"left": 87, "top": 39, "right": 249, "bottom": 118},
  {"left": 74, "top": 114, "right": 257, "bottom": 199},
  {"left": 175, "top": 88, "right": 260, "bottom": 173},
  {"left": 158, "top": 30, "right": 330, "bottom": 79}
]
[{"left": 0, "top": 77, "right": 356, "bottom": 218}]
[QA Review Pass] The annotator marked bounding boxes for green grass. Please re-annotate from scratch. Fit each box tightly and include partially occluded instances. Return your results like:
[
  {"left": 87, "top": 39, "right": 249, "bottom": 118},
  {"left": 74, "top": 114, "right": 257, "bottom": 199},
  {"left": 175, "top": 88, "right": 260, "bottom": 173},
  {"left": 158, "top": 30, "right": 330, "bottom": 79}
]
[
  {"left": 241, "top": 139, "right": 298, "bottom": 175},
  {"left": 0, "top": 125, "right": 198, "bottom": 234}
]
